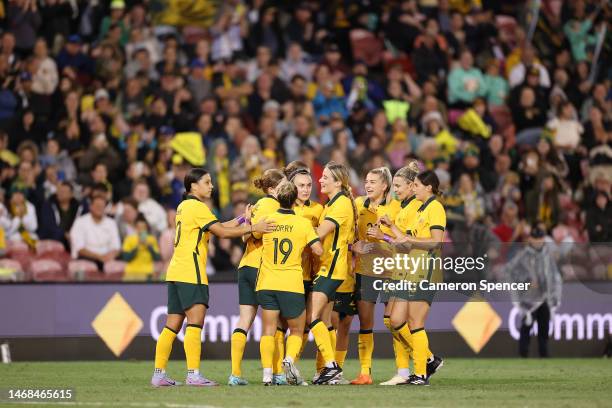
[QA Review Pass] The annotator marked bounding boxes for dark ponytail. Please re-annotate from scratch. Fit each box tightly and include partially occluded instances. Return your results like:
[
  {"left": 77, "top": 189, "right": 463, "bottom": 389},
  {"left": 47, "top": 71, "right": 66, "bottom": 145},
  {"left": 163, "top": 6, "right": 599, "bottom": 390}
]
[
  {"left": 183, "top": 168, "right": 209, "bottom": 200},
  {"left": 416, "top": 170, "right": 440, "bottom": 195}
]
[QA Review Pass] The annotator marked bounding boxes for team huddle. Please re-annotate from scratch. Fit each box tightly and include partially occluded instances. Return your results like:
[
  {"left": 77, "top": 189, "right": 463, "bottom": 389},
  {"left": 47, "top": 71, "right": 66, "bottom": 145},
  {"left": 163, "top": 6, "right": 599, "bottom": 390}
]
[{"left": 151, "top": 159, "right": 446, "bottom": 387}]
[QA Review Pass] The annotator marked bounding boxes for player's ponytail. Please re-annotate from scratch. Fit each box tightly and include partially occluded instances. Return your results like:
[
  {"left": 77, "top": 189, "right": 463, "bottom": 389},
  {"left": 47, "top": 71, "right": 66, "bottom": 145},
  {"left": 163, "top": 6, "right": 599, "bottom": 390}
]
[
  {"left": 183, "top": 168, "right": 209, "bottom": 200},
  {"left": 253, "top": 169, "right": 285, "bottom": 195},
  {"left": 395, "top": 159, "right": 420, "bottom": 184}
]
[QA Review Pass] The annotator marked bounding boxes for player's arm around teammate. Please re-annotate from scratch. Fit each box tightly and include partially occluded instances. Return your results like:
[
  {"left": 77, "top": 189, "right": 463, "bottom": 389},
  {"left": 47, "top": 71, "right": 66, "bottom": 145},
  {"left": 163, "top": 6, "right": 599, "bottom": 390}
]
[
  {"left": 257, "top": 181, "right": 323, "bottom": 385},
  {"left": 152, "top": 168, "right": 274, "bottom": 388}
]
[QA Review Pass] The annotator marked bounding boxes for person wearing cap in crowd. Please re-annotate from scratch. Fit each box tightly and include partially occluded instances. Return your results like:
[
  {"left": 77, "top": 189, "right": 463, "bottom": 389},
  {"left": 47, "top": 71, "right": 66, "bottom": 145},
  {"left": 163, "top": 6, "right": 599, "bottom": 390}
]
[
  {"left": 187, "top": 59, "right": 212, "bottom": 105},
  {"left": 507, "top": 224, "right": 562, "bottom": 358},
  {"left": 99, "top": 0, "right": 129, "bottom": 46},
  {"left": 56, "top": 34, "right": 94, "bottom": 82}
]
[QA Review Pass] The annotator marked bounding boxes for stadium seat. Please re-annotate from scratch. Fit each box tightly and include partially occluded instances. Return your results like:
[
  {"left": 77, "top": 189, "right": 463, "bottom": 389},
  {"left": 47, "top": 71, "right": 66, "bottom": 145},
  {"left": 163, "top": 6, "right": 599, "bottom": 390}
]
[
  {"left": 103, "top": 260, "right": 126, "bottom": 281},
  {"left": 29, "top": 259, "right": 67, "bottom": 282},
  {"left": 35, "top": 240, "right": 71, "bottom": 268},
  {"left": 35, "top": 240, "right": 65, "bottom": 256},
  {"left": 68, "top": 260, "right": 101, "bottom": 281},
  {"left": 0, "top": 258, "right": 24, "bottom": 281}
]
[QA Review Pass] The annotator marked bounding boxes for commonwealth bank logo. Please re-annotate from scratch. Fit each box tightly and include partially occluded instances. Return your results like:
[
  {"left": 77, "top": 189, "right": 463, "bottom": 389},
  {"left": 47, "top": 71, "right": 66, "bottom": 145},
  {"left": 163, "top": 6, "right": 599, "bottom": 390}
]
[
  {"left": 92, "top": 292, "right": 143, "bottom": 357},
  {"left": 452, "top": 301, "right": 501, "bottom": 353}
]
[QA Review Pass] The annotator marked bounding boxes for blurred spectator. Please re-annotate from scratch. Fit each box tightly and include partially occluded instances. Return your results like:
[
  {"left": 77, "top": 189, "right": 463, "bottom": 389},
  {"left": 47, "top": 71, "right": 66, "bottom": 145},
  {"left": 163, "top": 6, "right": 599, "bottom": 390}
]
[
  {"left": 585, "top": 191, "right": 611, "bottom": 243},
  {"left": 0, "top": 190, "right": 38, "bottom": 248},
  {"left": 121, "top": 214, "right": 160, "bottom": 281},
  {"left": 116, "top": 197, "right": 139, "bottom": 241},
  {"left": 38, "top": 181, "right": 81, "bottom": 248},
  {"left": 130, "top": 179, "right": 167, "bottom": 236},
  {"left": 447, "top": 49, "right": 486, "bottom": 108},
  {"left": 7, "top": 0, "right": 42, "bottom": 56},
  {"left": 69, "top": 195, "right": 120, "bottom": 271}
]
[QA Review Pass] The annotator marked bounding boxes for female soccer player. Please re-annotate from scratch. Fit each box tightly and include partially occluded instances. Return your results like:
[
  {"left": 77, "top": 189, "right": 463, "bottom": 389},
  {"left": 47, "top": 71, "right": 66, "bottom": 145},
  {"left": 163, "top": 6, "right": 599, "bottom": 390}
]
[
  {"left": 283, "top": 162, "right": 323, "bottom": 360},
  {"left": 229, "top": 169, "right": 286, "bottom": 386},
  {"left": 256, "top": 181, "right": 323, "bottom": 385},
  {"left": 382, "top": 170, "right": 446, "bottom": 386},
  {"left": 375, "top": 166, "right": 444, "bottom": 384},
  {"left": 351, "top": 167, "right": 402, "bottom": 385},
  {"left": 309, "top": 161, "right": 356, "bottom": 385},
  {"left": 151, "top": 168, "right": 275, "bottom": 387}
]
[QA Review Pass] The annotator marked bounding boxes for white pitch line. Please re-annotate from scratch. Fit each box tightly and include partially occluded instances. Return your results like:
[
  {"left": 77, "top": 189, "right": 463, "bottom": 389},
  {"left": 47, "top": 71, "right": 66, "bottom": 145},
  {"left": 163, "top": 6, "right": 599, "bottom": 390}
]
[{"left": 2, "top": 402, "right": 219, "bottom": 408}]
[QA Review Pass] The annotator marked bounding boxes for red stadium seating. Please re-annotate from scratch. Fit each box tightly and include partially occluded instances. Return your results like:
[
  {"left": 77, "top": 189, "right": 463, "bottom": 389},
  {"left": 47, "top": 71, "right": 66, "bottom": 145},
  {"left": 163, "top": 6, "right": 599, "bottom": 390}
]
[
  {"left": 103, "top": 260, "right": 126, "bottom": 281},
  {"left": 29, "top": 259, "right": 67, "bottom": 282},
  {"left": 68, "top": 260, "right": 100, "bottom": 281}
]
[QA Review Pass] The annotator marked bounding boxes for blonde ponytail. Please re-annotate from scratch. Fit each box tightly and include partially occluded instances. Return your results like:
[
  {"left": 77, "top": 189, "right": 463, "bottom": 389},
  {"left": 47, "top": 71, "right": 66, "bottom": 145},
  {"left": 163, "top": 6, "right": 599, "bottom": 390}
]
[{"left": 325, "top": 161, "right": 358, "bottom": 233}]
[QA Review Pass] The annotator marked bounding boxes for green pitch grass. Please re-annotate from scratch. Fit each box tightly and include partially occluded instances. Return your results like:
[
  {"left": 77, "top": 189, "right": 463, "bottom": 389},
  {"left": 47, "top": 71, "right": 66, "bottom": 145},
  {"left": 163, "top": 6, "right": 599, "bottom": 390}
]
[{"left": 1, "top": 359, "right": 611, "bottom": 407}]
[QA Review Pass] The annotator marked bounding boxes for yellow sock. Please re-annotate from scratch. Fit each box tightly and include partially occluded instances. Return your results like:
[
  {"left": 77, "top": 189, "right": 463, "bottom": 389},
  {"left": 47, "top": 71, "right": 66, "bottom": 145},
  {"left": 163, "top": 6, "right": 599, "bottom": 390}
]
[
  {"left": 315, "top": 350, "right": 325, "bottom": 373},
  {"left": 184, "top": 325, "right": 202, "bottom": 371},
  {"left": 230, "top": 329, "right": 247, "bottom": 377},
  {"left": 384, "top": 316, "right": 410, "bottom": 372},
  {"left": 427, "top": 348, "right": 434, "bottom": 360},
  {"left": 296, "top": 330, "right": 309, "bottom": 362},
  {"left": 411, "top": 328, "right": 429, "bottom": 377},
  {"left": 260, "top": 335, "right": 275, "bottom": 369},
  {"left": 310, "top": 320, "right": 335, "bottom": 364},
  {"left": 392, "top": 322, "right": 414, "bottom": 352},
  {"left": 328, "top": 326, "right": 337, "bottom": 353},
  {"left": 357, "top": 330, "right": 374, "bottom": 375},
  {"left": 272, "top": 327, "right": 285, "bottom": 375},
  {"left": 335, "top": 350, "right": 347, "bottom": 368},
  {"left": 285, "top": 335, "right": 302, "bottom": 361},
  {"left": 154, "top": 327, "right": 176, "bottom": 371}
]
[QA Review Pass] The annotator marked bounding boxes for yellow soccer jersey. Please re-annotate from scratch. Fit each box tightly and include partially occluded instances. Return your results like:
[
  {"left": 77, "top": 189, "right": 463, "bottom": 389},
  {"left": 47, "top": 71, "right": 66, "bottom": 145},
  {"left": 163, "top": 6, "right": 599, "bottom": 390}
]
[
  {"left": 406, "top": 195, "right": 446, "bottom": 283},
  {"left": 336, "top": 251, "right": 355, "bottom": 293},
  {"left": 256, "top": 209, "right": 320, "bottom": 294},
  {"left": 317, "top": 192, "right": 356, "bottom": 281},
  {"left": 355, "top": 196, "right": 401, "bottom": 242},
  {"left": 294, "top": 199, "right": 324, "bottom": 281},
  {"left": 166, "top": 196, "right": 219, "bottom": 285},
  {"left": 409, "top": 196, "right": 446, "bottom": 238},
  {"left": 394, "top": 195, "right": 421, "bottom": 235},
  {"left": 354, "top": 196, "right": 401, "bottom": 276},
  {"left": 238, "top": 195, "right": 280, "bottom": 269},
  {"left": 123, "top": 234, "right": 159, "bottom": 276}
]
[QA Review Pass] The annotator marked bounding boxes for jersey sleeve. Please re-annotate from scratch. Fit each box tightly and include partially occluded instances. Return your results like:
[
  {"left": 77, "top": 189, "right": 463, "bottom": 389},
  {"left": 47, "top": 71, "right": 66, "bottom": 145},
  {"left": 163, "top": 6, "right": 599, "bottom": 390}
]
[
  {"left": 305, "top": 221, "right": 320, "bottom": 247},
  {"left": 429, "top": 201, "right": 447, "bottom": 232},
  {"left": 325, "top": 197, "right": 352, "bottom": 227},
  {"left": 195, "top": 202, "right": 219, "bottom": 231},
  {"left": 252, "top": 198, "right": 277, "bottom": 224}
]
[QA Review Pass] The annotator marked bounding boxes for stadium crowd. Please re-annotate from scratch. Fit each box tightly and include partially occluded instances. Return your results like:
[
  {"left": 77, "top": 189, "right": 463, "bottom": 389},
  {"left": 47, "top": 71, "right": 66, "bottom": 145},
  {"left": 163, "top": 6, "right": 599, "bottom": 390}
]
[{"left": 0, "top": 0, "right": 609, "bottom": 282}]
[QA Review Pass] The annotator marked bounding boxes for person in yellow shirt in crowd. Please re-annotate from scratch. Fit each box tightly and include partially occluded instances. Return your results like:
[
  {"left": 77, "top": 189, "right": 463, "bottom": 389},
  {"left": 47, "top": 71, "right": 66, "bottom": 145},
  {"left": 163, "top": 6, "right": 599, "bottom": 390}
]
[
  {"left": 151, "top": 168, "right": 274, "bottom": 388},
  {"left": 255, "top": 181, "right": 323, "bottom": 385},
  {"left": 121, "top": 214, "right": 160, "bottom": 281}
]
